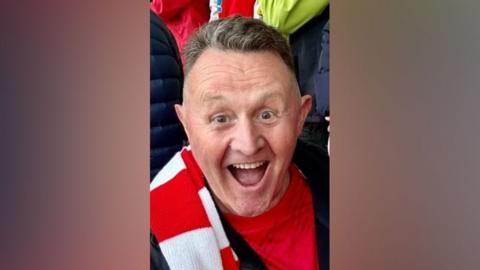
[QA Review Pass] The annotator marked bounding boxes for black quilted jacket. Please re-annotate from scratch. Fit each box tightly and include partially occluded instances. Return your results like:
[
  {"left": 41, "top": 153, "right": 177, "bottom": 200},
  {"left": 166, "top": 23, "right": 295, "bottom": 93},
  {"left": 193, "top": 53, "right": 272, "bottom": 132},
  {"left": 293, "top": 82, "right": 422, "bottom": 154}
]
[{"left": 150, "top": 11, "right": 186, "bottom": 180}]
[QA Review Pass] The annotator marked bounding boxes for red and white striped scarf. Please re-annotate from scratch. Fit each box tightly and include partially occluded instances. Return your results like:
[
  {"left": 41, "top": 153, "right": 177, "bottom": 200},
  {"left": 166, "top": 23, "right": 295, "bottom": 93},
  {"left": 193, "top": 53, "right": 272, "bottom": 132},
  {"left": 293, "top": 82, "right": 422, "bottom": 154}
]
[{"left": 150, "top": 146, "right": 239, "bottom": 270}]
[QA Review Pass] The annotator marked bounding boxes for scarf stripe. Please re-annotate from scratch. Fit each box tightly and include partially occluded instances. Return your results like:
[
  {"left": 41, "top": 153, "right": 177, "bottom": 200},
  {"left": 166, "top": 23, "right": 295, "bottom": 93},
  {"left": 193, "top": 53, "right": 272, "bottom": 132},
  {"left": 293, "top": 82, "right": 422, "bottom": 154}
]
[
  {"left": 160, "top": 227, "right": 223, "bottom": 269},
  {"left": 198, "top": 187, "right": 230, "bottom": 248},
  {"left": 151, "top": 147, "right": 239, "bottom": 270},
  {"left": 150, "top": 151, "right": 185, "bottom": 191}
]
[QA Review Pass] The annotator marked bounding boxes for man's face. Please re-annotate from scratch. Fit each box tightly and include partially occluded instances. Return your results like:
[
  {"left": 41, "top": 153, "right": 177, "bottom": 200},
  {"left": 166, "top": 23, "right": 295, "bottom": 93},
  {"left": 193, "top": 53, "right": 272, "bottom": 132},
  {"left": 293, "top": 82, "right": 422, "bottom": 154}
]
[{"left": 176, "top": 49, "right": 311, "bottom": 217}]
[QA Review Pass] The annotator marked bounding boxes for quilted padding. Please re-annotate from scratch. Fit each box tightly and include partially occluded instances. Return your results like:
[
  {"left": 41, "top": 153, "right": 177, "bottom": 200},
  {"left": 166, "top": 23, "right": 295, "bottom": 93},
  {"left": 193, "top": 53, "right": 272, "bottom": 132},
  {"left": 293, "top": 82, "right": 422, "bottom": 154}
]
[{"left": 150, "top": 11, "right": 186, "bottom": 180}]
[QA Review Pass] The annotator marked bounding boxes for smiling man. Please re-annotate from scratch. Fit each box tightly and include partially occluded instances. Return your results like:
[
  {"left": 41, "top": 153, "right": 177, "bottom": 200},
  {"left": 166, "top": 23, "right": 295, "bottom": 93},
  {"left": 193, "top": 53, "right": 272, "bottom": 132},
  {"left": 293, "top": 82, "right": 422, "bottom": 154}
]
[{"left": 150, "top": 16, "right": 329, "bottom": 270}]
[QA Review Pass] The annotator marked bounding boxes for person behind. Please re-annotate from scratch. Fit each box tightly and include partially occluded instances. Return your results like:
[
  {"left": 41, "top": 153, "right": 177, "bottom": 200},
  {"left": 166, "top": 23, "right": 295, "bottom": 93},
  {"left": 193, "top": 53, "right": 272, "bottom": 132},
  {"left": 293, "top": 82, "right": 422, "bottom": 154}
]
[
  {"left": 259, "top": 1, "right": 330, "bottom": 150},
  {"left": 150, "top": 0, "right": 210, "bottom": 65},
  {"left": 150, "top": 16, "right": 329, "bottom": 270},
  {"left": 149, "top": 11, "right": 186, "bottom": 180}
]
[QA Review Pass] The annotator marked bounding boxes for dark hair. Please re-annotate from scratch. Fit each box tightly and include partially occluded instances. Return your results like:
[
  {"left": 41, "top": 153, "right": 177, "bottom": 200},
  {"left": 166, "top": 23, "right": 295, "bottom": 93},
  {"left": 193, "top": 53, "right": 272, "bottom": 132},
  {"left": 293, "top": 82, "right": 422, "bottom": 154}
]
[{"left": 184, "top": 16, "right": 295, "bottom": 76}]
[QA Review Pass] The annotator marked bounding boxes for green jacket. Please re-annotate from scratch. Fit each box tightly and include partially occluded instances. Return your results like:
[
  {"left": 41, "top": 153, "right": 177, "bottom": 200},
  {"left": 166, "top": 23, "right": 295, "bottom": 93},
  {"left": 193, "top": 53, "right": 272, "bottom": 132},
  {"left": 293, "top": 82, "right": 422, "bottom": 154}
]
[{"left": 259, "top": 0, "right": 329, "bottom": 36}]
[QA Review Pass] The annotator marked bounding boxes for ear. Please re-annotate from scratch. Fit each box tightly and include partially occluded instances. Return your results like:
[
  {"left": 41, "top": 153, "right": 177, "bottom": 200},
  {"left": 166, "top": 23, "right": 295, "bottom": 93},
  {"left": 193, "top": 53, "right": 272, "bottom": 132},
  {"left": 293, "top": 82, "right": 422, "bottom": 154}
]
[
  {"left": 175, "top": 104, "right": 190, "bottom": 139},
  {"left": 296, "top": 95, "right": 313, "bottom": 136}
]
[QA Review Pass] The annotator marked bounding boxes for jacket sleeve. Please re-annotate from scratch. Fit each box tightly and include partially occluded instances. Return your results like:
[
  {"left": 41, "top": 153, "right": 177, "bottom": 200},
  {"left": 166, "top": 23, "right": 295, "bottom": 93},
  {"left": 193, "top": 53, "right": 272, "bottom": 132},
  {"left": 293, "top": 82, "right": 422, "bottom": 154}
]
[
  {"left": 259, "top": 0, "right": 329, "bottom": 35},
  {"left": 150, "top": 233, "right": 170, "bottom": 270}
]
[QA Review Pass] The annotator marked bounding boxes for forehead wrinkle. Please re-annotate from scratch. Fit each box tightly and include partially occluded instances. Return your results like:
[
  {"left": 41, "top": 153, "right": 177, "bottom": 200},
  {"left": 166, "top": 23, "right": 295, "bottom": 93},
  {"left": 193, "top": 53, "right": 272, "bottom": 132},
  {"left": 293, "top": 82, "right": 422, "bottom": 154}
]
[
  {"left": 202, "top": 65, "right": 277, "bottom": 89},
  {"left": 196, "top": 54, "right": 275, "bottom": 85},
  {"left": 192, "top": 66, "right": 240, "bottom": 97},
  {"left": 185, "top": 67, "right": 231, "bottom": 105},
  {"left": 199, "top": 60, "right": 245, "bottom": 80},
  {"left": 185, "top": 49, "right": 298, "bottom": 106},
  {"left": 194, "top": 72, "right": 274, "bottom": 104},
  {"left": 195, "top": 69, "right": 289, "bottom": 107}
]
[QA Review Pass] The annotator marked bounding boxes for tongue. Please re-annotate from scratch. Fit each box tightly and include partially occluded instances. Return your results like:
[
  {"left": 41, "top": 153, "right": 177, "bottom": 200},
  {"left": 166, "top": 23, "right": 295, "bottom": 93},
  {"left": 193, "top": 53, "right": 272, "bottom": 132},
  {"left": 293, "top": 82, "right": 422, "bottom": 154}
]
[{"left": 231, "top": 165, "right": 266, "bottom": 186}]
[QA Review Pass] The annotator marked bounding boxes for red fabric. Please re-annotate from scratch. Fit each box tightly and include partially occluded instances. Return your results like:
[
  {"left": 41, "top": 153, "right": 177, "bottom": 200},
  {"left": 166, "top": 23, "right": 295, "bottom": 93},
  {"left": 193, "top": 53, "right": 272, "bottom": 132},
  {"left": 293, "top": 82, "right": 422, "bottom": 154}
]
[
  {"left": 181, "top": 149, "right": 206, "bottom": 189},
  {"left": 224, "top": 166, "right": 320, "bottom": 270},
  {"left": 150, "top": 169, "right": 211, "bottom": 241},
  {"left": 151, "top": 0, "right": 210, "bottom": 62},
  {"left": 219, "top": 0, "right": 256, "bottom": 18},
  {"left": 221, "top": 247, "right": 240, "bottom": 269}
]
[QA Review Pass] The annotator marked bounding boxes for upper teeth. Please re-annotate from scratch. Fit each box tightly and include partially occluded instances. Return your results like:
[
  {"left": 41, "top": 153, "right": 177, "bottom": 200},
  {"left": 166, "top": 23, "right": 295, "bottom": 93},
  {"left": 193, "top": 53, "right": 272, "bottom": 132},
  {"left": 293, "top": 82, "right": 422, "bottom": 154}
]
[{"left": 232, "top": 161, "right": 265, "bottom": 169}]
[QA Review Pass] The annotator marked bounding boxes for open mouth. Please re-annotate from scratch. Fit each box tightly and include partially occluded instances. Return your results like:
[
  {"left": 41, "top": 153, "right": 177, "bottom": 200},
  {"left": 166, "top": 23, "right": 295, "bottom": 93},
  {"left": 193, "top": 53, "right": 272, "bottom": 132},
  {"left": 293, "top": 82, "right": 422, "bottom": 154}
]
[{"left": 227, "top": 161, "right": 269, "bottom": 187}]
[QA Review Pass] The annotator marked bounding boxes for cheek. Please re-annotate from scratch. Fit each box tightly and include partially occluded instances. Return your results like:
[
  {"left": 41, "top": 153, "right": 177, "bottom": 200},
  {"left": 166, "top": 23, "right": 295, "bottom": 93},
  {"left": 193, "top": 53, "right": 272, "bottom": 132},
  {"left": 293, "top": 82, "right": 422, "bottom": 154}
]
[
  {"left": 189, "top": 130, "right": 228, "bottom": 167},
  {"left": 185, "top": 120, "right": 214, "bottom": 150},
  {"left": 280, "top": 116, "right": 301, "bottom": 139},
  {"left": 265, "top": 125, "right": 298, "bottom": 155}
]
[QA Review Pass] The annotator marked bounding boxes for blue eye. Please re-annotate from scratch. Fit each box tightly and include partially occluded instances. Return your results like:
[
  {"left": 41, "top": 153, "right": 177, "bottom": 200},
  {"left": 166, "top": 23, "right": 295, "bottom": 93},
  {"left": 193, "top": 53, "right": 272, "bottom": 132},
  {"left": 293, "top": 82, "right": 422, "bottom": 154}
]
[
  {"left": 212, "top": 115, "right": 228, "bottom": 123},
  {"left": 258, "top": 110, "right": 276, "bottom": 123},
  {"left": 261, "top": 111, "right": 273, "bottom": 120}
]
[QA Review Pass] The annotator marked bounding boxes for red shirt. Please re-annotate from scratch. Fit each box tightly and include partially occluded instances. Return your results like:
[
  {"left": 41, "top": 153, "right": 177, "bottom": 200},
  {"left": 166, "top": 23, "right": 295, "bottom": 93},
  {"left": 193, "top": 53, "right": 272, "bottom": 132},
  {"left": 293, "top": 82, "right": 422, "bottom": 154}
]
[
  {"left": 225, "top": 166, "right": 320, "bottom": 270},
  {"left": 219, "top": 0, "right": 256, "bottom": 18}
]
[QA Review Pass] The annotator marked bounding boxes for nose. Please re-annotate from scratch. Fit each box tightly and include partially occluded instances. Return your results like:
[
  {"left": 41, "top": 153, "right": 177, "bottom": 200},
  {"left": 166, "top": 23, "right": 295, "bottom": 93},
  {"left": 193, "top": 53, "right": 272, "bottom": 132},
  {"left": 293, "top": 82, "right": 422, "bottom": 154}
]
[{"left": 229, "top": 118, "right": 265, "bottom": 156}]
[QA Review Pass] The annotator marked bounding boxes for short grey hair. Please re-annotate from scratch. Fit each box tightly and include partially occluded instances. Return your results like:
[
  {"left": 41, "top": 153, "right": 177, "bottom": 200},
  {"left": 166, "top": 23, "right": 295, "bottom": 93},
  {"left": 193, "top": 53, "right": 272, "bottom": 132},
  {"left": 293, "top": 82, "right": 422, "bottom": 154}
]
[{"left": 184, "top": 16, "right": 295, "bottom": 76}]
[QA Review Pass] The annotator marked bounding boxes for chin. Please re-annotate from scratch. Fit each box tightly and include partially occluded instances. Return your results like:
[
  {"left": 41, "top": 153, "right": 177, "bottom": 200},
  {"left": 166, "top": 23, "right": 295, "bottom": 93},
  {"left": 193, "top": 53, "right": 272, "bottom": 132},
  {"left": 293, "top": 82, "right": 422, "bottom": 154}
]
[{"left": 230, "top": 199, "right": 271, "bottom": 217}]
